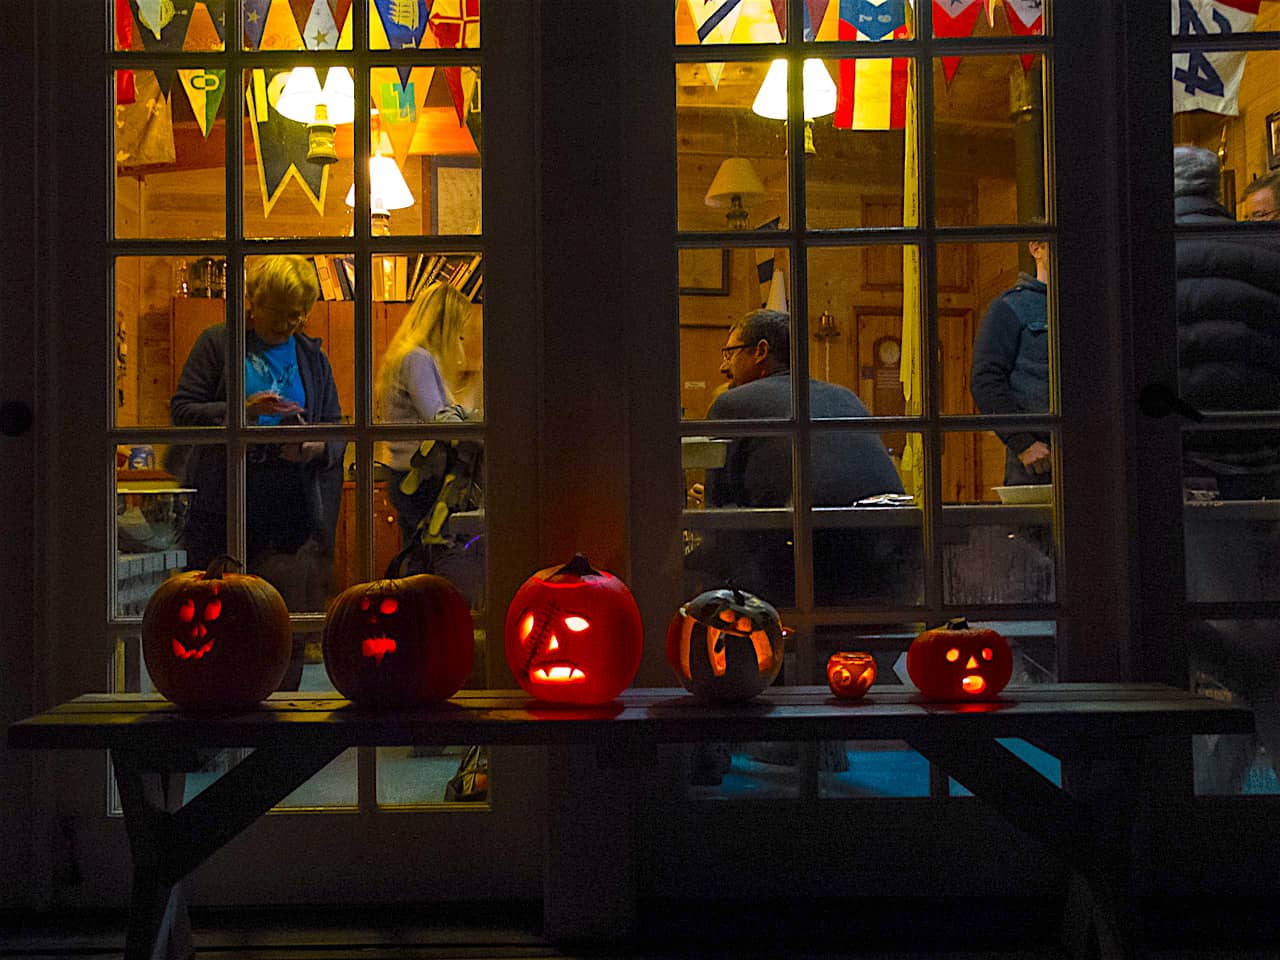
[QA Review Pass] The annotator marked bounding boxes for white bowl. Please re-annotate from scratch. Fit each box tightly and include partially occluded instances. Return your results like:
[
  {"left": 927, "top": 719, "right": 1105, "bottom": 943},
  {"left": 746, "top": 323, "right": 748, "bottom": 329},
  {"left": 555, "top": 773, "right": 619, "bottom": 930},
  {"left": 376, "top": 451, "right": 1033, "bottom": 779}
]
[{"left": 994, "top": 484, "right": 1053, "bottom": 505}]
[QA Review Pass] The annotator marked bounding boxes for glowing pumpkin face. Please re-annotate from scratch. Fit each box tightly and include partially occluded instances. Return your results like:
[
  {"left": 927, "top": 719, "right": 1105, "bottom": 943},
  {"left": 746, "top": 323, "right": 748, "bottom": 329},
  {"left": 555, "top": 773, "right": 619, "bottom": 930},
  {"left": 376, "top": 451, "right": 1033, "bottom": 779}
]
[
  {"left": 504, "top": 554, "right": 643, "bottom": 705},
  {"left": 141, "top": 556, "right": 292, "bottom": 711},
  {"left": 665, "top": 588, "right": 787, "bottom": 702},
  {"left": 826, "top": 651, "right": 877, "bottom": 700},
  {"left": 906, "top": 618, "right": 1012, "bottom": 702},
  {"left": 323, "top": 574, "right": 473, "bottom": 708}
]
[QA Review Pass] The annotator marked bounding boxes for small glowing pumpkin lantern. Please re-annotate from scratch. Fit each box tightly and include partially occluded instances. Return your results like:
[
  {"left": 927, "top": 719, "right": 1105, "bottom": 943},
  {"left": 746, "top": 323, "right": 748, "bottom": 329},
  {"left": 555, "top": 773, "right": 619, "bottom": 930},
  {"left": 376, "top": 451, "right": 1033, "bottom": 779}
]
[
  {"left": 666, "top": 587, "right": 787, "bottom": 702},
  {"left": 141, "top": 556, "right": 292, "bottom": 711},
  {"left": 323, "top": 550, "right": 474, "bottom": 707},
  {"left": 504, "top": 554, "right": 643, "bottom": 705},
  {"left": 906, "top": 618, "right": 1012, "bottom": 702},
  {"left": 826, "top": 651, "right": 877, "bottom": 700}
]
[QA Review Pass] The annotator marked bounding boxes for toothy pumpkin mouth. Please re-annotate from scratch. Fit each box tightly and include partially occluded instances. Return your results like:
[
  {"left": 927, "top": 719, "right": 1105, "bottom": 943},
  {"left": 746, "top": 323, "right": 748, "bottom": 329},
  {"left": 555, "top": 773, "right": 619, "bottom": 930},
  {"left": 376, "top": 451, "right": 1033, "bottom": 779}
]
[
  {"left": 361, "top": 635, "right": 397, "bottom": 665},
  {"left": 531, "top": 661, "right": 586, "bottom": 683}
]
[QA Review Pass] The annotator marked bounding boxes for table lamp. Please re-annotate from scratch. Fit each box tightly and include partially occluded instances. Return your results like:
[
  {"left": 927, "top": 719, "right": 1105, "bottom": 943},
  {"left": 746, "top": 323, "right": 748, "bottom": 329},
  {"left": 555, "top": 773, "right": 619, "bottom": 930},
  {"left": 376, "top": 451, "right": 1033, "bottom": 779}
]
[
  {"left": 274, "top": 67, "right": 356, "bottom": 165},
  {"left": 345, "top": 133, "right": 415, "bottom": 236},
  {"left": 704, "top": 157, "right": 767, "bottom": 230}
]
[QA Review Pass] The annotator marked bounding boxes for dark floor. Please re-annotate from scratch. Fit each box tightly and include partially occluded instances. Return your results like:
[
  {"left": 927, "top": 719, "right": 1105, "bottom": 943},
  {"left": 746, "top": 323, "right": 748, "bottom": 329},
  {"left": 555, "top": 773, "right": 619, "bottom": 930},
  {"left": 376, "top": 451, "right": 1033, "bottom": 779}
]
[{"left": 2, "top": 899, "right": 1279, "bottom": 960}]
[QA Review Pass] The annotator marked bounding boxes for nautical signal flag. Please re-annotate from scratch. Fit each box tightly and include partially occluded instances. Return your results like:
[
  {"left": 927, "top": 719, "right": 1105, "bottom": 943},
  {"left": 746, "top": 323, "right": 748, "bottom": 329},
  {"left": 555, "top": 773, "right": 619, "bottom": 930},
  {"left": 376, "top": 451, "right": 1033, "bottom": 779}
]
[
  {"left": 834, "top": 0, "right": 910, "bottom": 131},
  {"left": 246, "top": 68, "right": 328, "bottom": 218},
  {"left": 1001, "top": 0, "right": 1044, "bottom": 73},
  {"left": 1172, "top": 0, "right": 1260, "bottom": 116}
]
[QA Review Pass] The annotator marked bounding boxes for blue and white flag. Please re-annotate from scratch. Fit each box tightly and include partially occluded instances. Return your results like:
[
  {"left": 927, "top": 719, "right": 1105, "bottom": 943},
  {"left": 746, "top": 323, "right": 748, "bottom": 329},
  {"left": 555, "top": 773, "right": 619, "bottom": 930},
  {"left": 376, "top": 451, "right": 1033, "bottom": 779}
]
[{"left": 1172, "top": 0, "right": 1260, "bottom": 116}]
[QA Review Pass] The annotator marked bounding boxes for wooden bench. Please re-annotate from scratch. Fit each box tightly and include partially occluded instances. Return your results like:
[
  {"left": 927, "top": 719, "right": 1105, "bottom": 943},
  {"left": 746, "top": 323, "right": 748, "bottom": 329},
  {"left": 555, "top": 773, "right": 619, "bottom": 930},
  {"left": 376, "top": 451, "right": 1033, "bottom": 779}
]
[{"left": 8, "top": 683, "right": 1253, "bottom": 960}]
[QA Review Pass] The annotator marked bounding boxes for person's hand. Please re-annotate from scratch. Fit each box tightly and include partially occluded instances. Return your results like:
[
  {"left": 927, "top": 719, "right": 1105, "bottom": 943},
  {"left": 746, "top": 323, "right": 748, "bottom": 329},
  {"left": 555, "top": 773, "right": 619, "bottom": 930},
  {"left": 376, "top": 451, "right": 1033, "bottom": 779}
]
[
  {"left": 246, "top": 391, "right": 302, "bottom": 419},
  {"left": 1017, "top": 441, "right": 1052, "bottom": 476},
  {"left": 687, "top": 482, "right": 705, "bottom": 509},
  {"left": 279, "top": 441, "right": 326, "bottom": 464}
]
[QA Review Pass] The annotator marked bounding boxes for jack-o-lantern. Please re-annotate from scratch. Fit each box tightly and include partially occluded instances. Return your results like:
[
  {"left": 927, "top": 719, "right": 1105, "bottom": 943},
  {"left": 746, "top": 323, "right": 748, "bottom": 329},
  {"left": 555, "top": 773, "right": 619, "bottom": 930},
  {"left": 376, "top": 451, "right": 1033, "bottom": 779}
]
[
  {"left": 504, "top": 554, "right": 643, "bottom": 705},
  {"left": 323, "top": 552, "right": 474, "bottom": 707},
  {"left": 826, "top": 651, "right": 877, "bottom": 700},
  {"left": 141, "top": 556, "right": 292, "bottom": 711},
  {"left": 666, "top": 587, "right": 787, "bottom": 702},
  {"left": 906, "top": 618, "right": 1012, "bottom": 702}
]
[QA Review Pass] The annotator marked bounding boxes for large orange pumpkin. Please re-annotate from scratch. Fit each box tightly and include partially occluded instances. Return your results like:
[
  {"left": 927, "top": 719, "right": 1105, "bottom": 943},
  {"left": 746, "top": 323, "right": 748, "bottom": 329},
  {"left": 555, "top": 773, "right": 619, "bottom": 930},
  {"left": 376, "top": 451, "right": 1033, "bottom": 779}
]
[
  {"left": 504, "top": 554, "right": 643, "bottom": 705},
  {"left": 323, "top": 564, "right": 474, "bottom": 708},
  {"left": 141, "top": 556, "right": 292, "bottom": 711},
  {"left": 906, "top": 618, "right": 1012, "bottom": 702}
]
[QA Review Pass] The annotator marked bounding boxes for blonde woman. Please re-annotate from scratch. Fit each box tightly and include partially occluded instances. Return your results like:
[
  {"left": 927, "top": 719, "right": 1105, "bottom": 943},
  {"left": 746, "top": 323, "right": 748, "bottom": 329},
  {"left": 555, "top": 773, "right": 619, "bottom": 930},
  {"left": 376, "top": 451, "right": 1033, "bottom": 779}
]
[{"left": 377, "top": 281, "right": 483, "bottom": 590}]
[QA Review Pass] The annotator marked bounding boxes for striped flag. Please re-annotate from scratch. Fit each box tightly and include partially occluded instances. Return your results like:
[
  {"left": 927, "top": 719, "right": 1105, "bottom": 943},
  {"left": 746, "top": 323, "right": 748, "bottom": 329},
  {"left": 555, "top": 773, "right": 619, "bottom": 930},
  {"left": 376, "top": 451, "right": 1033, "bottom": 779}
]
[
  {"left": 932, "top": 0, "right": 985, "bottom": 84},
  {"left": 834, "top": 0, "right": 910, "bottom": 131},
  {"left": 1172, "top": 0, "right": 1260, "bottom": 116}
]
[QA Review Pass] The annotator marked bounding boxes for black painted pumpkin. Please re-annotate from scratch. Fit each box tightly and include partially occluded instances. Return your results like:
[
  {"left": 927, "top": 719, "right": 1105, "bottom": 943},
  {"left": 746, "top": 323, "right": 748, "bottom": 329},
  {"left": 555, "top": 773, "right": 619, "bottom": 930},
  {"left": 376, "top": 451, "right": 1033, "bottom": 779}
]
[
  {"left": 141, "top": 556, "right": 292, "bottom": 711},
  {"left": 666, "top": 587, "right": 787, "bottom": 702}
]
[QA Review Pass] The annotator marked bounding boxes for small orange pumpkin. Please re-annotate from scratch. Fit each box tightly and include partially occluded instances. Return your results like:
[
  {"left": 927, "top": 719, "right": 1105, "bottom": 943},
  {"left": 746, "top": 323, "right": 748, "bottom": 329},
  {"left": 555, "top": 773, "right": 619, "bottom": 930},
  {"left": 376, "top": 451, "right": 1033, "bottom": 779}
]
[
  {"left": 142, "top": 556, "right": 292, "bottom": 711},
  {"left": 906, "top": 618, "right": 1012, "bottom": 701},
  {"left": 826, "top": 651, "right": 877, "bottom": 700}
]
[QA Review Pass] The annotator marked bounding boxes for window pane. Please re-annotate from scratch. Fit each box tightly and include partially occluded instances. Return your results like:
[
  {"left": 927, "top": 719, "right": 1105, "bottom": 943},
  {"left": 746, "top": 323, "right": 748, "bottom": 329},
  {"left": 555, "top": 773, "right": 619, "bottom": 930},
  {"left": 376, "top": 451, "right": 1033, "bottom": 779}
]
[
  {"left": 676, "top": 0, "right": 787, "bottom": 45},
  {"left": 246, "top": 1, "right": 351, "bottom": 51},
  {"left": 934, "top": 55, "right": 1047, "bottom": 227},
  {"left": 116, "top": 1, "right": 227, "bottom": 52},
  {"left": 1188, "top": 619, "right": 1280, "bottom": 796},
  {"left": 805, "top": 244, "right": 921, "bottom": 418},
  {"left": 115, "top": 69, "right": 227, "bottom": 238},
  {"left": 242, "top": 67, "right": 356, "bottom": 238},
  {"left": 115, "top": 447, "right": 197, "bottom": 618},
  {"left": 117, "top": 255, "right": 227, "bottom": 429},
  {"left": 370, "top": 0, "right": 480, "bottom": 51},
  {"left": 677, "top": 62, "right": 788, "bottom": 233}
]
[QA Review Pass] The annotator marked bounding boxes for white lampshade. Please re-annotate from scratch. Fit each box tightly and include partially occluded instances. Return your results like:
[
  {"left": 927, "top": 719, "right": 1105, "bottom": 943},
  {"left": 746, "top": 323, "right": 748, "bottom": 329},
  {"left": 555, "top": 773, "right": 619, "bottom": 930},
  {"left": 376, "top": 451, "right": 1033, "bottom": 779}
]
[
  {"left": 704, "top": 157, "right": 767, "bottom": 208},
  {"left": 275, "top": 66, "right": 355, "bottom": 125},
  {"left": 344, "top": 155, "right": 415, "bottom": 214},
  {"left": 751, "top": 58, "right": 838, "bottom": 121}
]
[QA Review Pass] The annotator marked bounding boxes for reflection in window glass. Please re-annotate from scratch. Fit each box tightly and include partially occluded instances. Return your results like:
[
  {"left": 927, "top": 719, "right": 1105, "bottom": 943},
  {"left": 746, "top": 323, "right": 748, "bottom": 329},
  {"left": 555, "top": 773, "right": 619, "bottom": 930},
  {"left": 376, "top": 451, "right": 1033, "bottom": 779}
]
[
  {"left": 1188, "top": 619, "right": 1280, "bottom": 796},
  {"left": 934, "top": 55, "right": 1046, "bottom": 227},
  {"left": 115, "top": 70, "right": 227, "bottom": 239}
]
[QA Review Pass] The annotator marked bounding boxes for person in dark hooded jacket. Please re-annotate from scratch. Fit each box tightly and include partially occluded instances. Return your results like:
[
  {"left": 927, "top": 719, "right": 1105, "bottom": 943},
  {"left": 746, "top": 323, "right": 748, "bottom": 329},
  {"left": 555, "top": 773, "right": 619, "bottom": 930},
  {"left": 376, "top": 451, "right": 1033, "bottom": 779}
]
[
  {"left": 970, "top": 234, "right": 1052, "bottom": 486},
  {"left": 1174, "top": 145, "right": 1280, "bottom": 499}
]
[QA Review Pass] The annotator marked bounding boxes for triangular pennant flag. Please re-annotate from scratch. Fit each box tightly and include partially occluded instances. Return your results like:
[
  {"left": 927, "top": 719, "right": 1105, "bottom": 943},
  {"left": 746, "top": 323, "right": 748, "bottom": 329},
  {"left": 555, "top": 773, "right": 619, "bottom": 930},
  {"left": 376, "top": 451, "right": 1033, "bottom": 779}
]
[
  {"left": 289, "top": 0, "right": 314, "bottom": 31},
  {"left": 199, "top": 0, "right": 228, "bottom": 42},
  {"left": 115, "top": 71, "right": 176, "bottom": 168},
  {"left": 259, "top": 0, "right": 305, "bottom": 50},
  {"left": 444, "top": 67, "right": 466, "bottom": 125},
  {"left": 732, "top": 0, "right": 782, "bottom": 42},
  {"left": 243, "top": 0, "right": 271, "bottom": 49},
  {"left": 769, "top": 0, "right": 787, "bottom": 38},
  {"left": 341, "top": 0, "right": 362, "bottom": 48},
  {"left": 178, "top": 68, "right": 226, "bottom": 137},
  {"left": 377, "top": 0, "right": 430, "bottom": 51},
  {"left": 1002, "top": 0, "right": 1042, "bottom": 72},
  {"left": 462, "top": 66, "right": 482, "bottom": 155},
  {"left": 675, "top": 0, "right": 700, "bottom": 44},
  {"left": 372, "top": 66, "right": 423, "bottom": 165},
  {"left": 130, "top": 0, "right": 195, "bottom": 49},
  {"left": 246, "top": 68, "right": 327, "bottom": 217},
  {"left": 706, "top": 62, "right": 726, "bottom": 88},
  {"left": 932, "top": 0, "right": 984, "bottom": 84},
  {"left": 835, "top": 0, "right": 910, "bottom": 130},
  {"left": 765, "top": 266, "right": 788, "bottom": 313},
  {"left": 428, "top": 0, "right": 480, "bottom": 49},
  {"left": 303, "top": 0, "right": 340, "bottom": 48},
  {"left": 689, "top": 0, "right": 745, "bottom": 44},
  {"left": 805, "top": 0, "right": 832, "bottom": 39},
  {"left": 333, "top": 0, "right": 353, "bottom": 32},
  {"left": 184, "top": 2, "right": 224, "bottom": 51}
]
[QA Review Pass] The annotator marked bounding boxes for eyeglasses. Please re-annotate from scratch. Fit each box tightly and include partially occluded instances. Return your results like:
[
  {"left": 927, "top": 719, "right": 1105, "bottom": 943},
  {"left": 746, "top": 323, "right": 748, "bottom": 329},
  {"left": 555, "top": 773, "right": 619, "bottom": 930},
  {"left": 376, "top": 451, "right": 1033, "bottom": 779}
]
[
  {"left": 1242, "top": 209, "right": 1278, "bottom": 222},
  {"left": 720, "top": 344, "right": 749, "bottom": 362}
]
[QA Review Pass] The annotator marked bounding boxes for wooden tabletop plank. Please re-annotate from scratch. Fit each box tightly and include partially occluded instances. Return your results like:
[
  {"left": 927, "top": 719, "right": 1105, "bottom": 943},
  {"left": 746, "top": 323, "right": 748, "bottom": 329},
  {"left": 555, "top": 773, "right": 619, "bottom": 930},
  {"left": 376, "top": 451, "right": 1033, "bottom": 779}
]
[{"left": 8, "top": 685, "right": 1252, "bottom": 752}]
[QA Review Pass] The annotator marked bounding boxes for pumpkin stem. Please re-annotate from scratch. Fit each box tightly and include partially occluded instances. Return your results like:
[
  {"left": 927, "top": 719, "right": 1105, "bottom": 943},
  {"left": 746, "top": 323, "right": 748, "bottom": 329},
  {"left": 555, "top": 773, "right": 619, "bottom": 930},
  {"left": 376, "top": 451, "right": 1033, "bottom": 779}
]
[
  {"left": 203, "top": 555, "right": 243, "bottom": 580},
  {"left": 946, "top": 617, "right": 971, "bottom": 630},
  {"left": 555, "top": 553, "right": 599, "bottom": 578},
  {"left": 385, "top": 539, "right": 420, "bottom": 581}
]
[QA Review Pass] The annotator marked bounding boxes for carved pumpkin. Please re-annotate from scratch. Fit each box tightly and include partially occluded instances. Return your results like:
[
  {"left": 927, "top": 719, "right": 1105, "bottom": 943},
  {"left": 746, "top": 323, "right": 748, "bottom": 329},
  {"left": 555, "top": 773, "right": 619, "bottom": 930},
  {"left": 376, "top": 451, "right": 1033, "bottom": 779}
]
[
  {"left": 826, "top": 651, "right": 877, "bottom": 700},
  {"left": 906, "top": 618, "right": 1012, "bottom": 702},
  {"left": 323, "top": 546, "right": 474, "bottom": 707},
  {"left": 504, "top": 554, "right": 643, "bottom": 705},
  {"left": 666, "top": 587, "right": 787, "bottom": 702},
  {"left": 141, "top": 556, "right": 292, "bottom": 711}
]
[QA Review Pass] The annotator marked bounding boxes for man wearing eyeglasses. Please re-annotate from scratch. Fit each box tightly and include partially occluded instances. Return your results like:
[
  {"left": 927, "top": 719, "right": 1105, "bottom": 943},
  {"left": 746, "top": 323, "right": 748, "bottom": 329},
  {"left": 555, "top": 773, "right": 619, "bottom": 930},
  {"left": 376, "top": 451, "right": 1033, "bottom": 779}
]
[
  {"left": 1238, "top": 170, "right": 1278, "bottom": 223},
  {"left": 695, "top": 309, "right": 906, "bottom": 607}
]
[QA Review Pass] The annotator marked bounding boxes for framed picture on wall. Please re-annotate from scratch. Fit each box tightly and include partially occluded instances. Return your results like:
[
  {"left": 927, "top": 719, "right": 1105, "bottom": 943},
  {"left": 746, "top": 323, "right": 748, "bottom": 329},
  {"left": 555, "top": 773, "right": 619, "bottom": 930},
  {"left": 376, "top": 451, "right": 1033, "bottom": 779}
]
[
  {"left": 678, "top": 248, "right": 730, "bottom": 296},
  {"left": 1268, "top": 111, "right": 1280, "bottom": 171},
  {"left": 432, "top": 157, "right": 482, "bottom": 234}
]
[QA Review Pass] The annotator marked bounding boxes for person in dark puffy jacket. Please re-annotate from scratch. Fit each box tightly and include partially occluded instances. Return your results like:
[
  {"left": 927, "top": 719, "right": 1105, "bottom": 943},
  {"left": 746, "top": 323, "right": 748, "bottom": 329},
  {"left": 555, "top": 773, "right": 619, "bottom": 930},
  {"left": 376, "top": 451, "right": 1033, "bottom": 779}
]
[
  {"left": 1174, "top": 145, "right": 1280, "bottom": 499},
  {"left": 970, "top": 235, "right": 1052, "bottom": 485}
]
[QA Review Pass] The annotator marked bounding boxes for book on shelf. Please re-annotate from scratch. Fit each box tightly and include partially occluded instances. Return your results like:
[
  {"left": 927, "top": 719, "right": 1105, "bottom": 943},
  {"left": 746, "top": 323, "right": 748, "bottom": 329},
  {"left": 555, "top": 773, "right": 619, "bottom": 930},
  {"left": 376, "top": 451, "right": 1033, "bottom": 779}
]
[{"left": 312, "top": 255, "right": 339, "bottom": 301}]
